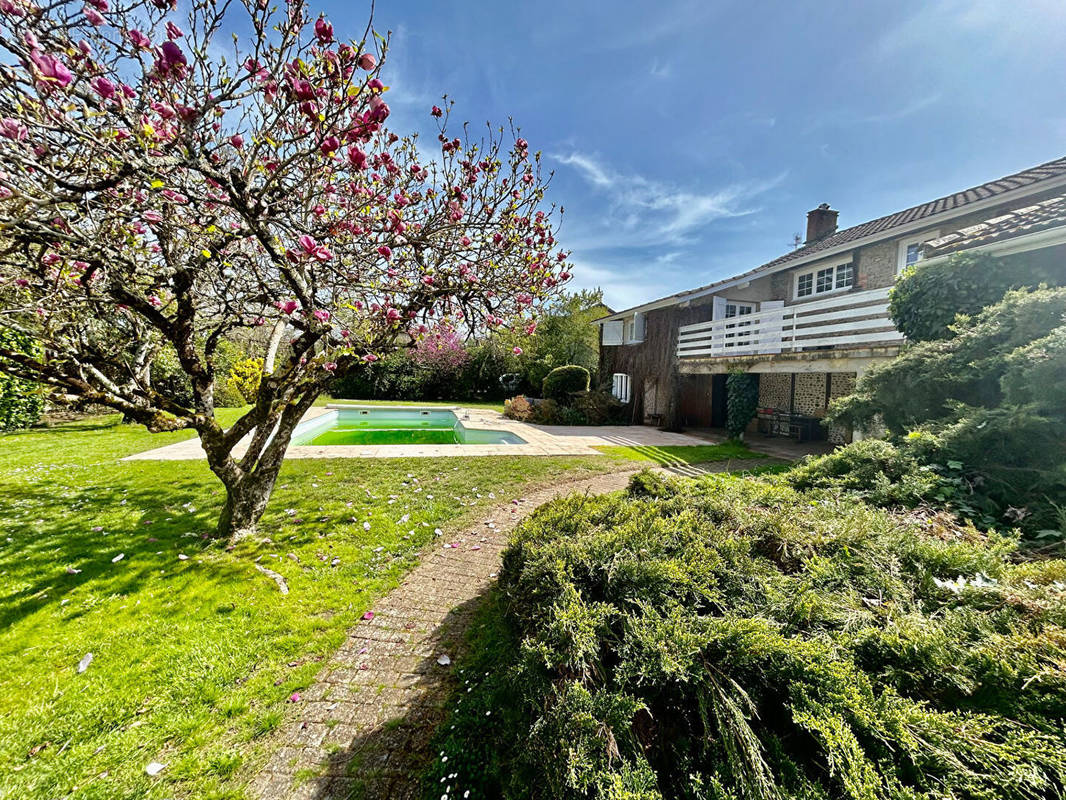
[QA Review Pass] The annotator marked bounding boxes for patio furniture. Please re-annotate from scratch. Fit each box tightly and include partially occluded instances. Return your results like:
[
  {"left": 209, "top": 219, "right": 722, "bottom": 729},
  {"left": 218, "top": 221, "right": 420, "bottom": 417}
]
[{"left": 756, "top": 409, "right": 827, "bottom": 442}]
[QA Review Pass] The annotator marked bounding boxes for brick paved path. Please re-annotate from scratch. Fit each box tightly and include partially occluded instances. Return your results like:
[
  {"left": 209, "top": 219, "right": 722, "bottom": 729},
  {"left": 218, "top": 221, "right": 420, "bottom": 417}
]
[{"left": 248, "top": 459, "right": 771, "bottom": 800}]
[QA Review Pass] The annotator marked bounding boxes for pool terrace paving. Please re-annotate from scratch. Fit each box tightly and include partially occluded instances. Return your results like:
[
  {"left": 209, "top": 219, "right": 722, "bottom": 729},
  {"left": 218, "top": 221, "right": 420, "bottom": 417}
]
[{"left": 124, "top": 404, "right": 713, "bottom": 460}]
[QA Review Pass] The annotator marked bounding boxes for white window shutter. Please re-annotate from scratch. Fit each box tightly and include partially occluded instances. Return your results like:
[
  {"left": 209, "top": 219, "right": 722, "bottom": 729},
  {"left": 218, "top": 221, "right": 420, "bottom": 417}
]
[
  {"left": 632, "top": 312, "right": 646, "bottom": 342},
  {"left": 601, "top": 320, "right": 623, "bottom": 345},
  {"left": 757, "top": 300, "right": 784, "bottom": 354},
  {"left": 711, "top": 296, "right": 728, "bottom": 320}
]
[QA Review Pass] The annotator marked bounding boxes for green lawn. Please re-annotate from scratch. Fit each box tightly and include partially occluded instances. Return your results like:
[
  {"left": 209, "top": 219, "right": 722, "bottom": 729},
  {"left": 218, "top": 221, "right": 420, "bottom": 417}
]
[
  {"left": 0, "top": 414, "right": 618, "bottom": 799},
  {"left": 594, "top": 441, "right": 766, "bottom": 466}
]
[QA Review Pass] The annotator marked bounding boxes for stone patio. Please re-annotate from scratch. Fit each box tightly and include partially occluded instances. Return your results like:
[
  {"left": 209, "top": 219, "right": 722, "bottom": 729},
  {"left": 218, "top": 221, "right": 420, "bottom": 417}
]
[{"left": 124, "top": 405, "right": 713, "bottom": 461}]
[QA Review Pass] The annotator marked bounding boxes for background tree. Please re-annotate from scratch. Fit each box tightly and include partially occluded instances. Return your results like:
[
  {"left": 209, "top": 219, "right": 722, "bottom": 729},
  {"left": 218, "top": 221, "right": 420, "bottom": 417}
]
[
  {"left": 0, "top": 0, "right": 571, "bottom": 539},
  {"left": 517, "top": 288, "right": 609, "bottom": 377}
]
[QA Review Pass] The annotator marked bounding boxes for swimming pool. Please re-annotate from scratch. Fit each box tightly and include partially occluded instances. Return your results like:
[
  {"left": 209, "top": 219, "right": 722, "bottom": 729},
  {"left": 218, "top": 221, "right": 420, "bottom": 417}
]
[{"left": 291, "top": 407, "right": 526, "bottom": 446}]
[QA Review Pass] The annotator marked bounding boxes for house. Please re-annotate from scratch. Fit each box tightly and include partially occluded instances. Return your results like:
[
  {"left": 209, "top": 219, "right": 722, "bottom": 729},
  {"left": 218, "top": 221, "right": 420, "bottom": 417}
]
[{"left": 596, "top": 155, "right": 1066, "bottom": 443}]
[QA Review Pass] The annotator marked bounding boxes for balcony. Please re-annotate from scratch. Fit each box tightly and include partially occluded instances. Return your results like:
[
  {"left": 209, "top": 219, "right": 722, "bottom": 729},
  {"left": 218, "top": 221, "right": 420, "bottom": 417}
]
[{"left": 676, "top": 287, "right": 903, "bottom": 359}]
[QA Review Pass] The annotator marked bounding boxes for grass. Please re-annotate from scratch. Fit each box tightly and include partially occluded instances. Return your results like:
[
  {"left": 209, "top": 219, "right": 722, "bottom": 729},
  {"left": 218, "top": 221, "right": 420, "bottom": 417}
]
[
  {"left": 0, "top": 413, "right": 620, "bottom": 800},
  {"left": 594, "top": 441, "right": 766, "bottom": 466}
]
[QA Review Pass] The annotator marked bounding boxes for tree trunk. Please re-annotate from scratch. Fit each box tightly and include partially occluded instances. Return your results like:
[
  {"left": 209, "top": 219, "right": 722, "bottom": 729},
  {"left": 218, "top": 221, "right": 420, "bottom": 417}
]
[
  {"left": 217, "top": 473, "right": 278, "bottom": 541},
  {"left": 209, "top": 391, "right": 318, "bottom": 542}
]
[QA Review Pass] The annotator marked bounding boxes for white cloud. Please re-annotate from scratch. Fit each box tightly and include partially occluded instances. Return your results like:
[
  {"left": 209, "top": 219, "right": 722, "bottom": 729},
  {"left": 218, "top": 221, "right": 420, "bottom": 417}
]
[
  {"left": 552, "top": 151, "right": 784, "bottom": 248},
  {"left": 649, "top": 59, "right": 673, "bottom": 79},
  {"left": 802, "top": 94, "right": 941, "bottom": 133}
]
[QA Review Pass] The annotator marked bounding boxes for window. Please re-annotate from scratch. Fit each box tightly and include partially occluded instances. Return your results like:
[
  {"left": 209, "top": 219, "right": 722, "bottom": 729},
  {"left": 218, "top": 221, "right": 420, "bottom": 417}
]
[
  {"left": 897, "top": 230, "right": 939, "bottom": 272},
  {"left": 611, "top": 373, "right": 631, "bottom": 404},
  {"left": 835, "top": 262, "right": 854, "bottom": 289},
  {"left": 625, "top": 311, "right": 646, "bottom": 343},
  {"left": 794, "top": 261, "right": 854, "bottom": 299},
  {"left": 601, "top": 320, "right": 623, "bottom": 345},
  {"left": 721, "top": 302, "right": 754, "bottom": 347}
]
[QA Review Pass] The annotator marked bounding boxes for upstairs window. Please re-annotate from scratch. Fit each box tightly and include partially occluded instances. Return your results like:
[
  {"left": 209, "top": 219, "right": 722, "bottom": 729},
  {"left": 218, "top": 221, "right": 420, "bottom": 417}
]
[
  {"left": 795, "top": 261, "right": 853, "bottom": 299},
  {"left": 625, "top": 312, "right": 646, "bottom": 343},
  {"left": 898, "top": 230, "right": 940, "bottom": 272}
]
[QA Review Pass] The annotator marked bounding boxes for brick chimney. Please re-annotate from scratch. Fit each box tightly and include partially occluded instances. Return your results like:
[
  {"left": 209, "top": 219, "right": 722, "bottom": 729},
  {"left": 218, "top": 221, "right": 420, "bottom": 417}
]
[{"left": 805, "top": 203, "right": 838, "bottom": 244}]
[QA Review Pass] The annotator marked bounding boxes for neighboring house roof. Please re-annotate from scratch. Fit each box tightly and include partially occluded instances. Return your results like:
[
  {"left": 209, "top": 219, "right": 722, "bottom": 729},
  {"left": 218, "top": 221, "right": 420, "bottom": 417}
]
[
  {"left": 922, "top": 194, "right": 1066, "bottom": 258},
  {"left": 597, "top": 154, "right": 1066, "bottom": 323}
]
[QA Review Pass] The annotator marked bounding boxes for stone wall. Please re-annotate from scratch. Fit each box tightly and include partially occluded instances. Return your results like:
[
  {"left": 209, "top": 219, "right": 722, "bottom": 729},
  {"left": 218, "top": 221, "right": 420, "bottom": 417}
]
[
  {"left": 792, "top": 373, "right": 828, "bottom": 415},
  {"left": 758, "top": 373, "right": 791, "bottom": 410},
  {"left": 827, "top": 372, "right": 857, "bottom": 443}
]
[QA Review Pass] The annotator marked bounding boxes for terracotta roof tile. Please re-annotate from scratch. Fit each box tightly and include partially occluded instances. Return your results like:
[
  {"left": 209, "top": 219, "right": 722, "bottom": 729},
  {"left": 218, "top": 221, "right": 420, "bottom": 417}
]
[{"left": 923, "top": 194, "right": 1066, "bottom": 257}]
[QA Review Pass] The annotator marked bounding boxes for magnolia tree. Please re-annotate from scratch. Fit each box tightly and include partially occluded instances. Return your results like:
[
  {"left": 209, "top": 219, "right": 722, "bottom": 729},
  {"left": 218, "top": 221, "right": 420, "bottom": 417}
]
[{"left": 0, "top": 0, "right": 571, "bottom": 539}]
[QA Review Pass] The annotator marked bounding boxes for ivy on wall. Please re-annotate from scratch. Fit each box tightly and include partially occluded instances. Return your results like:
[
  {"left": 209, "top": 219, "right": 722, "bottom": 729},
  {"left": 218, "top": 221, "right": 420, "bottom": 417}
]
[{"left": 725, "top": 370, "right": 759, "bottom": 439}]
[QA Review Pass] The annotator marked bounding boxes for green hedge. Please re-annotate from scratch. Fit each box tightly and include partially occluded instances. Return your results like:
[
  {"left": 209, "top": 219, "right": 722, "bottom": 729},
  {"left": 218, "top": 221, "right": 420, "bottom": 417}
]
[
  {"left": 541, "top": 364, "right": 590, "bottom": 403},
  {"left": 0, "top": 330, "right": 43, "bottom": 431},
  {"left": 426, "top": 472, "right": 1066, "bottom": 800},
  {"left": 890, "top": 250, "right": 1066, "bottom": 341}
]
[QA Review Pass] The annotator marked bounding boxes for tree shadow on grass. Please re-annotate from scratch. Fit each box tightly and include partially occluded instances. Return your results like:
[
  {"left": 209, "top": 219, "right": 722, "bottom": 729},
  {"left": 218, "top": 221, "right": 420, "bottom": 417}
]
[
  {"left": 0, "top": 474, "right": 242, "bottom": 631},
  {"left": 250, "top": 593, "right": 486, "bottom": 800}
]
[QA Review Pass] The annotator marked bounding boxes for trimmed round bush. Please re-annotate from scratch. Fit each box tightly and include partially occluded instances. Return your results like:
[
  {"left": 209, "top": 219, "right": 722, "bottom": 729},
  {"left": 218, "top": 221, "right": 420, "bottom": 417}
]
[{"left": 541, "top": 364, "right": 590, "bottom": 403}]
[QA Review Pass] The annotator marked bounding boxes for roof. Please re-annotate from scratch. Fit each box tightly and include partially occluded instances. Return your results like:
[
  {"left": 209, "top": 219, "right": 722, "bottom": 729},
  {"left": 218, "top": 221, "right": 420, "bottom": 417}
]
[
  {"left": 922, "top": 194, "right": 1066, "bottom": 257},
  {"left": 598, "top": 154, "right": 1066, "bottom": 322}
]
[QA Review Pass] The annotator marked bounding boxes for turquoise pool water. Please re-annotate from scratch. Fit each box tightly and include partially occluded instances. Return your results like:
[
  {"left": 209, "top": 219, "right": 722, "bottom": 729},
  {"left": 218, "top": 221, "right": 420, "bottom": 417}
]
[{"left": 291, "top": 408, "right": 526, "bottom": 446}]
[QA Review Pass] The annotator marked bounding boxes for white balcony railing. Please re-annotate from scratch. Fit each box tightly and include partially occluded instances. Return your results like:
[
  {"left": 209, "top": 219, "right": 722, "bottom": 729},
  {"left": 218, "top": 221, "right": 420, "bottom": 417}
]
[{"left": 676, "top": 287, "right": 903, "bottom": 359}]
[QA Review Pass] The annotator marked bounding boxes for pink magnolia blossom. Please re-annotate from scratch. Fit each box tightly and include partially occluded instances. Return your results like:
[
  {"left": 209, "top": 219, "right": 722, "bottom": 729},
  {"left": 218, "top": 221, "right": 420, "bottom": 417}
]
[
  {"left": 279, "top": 300, "right": 299, "bottom": 315},
  {"left": 358, "top": 53, "right": 376, "bottom": 71},
  {"left": 431, "top": 105, "right": 442, "bottom": 117},
  {"left": 0, "top": 0, "right": 28, "bottom": 17},
  {"left": 361, "top": 354, "right": 378, "bottom": 363},
  {"left": 323, "top": 361, "right": 337, "bottom": 372},
  {"left": 229, "top": 133, "right": 244, "bottom": 149},
  {"left": 312, "top": 309, "right": 330, "bottom": 322},
  {"left": 28, "top": 50, "right": 73, "bottom": 88},
  {"left": 90, "top": 75, "right": 116, "bottom": 100},
  {"left": 295, "top": 234, "right": 332, "bottom": 262},
  {"left": 0, "top": 117, "right": 27, "bottom": 141},
  {"left": 512, "top": 346, "right": 523, "bottom": 355},
  {"left": 154, "top": 40, "right": 187, "bottom": 80},
  {"left": 82, "top": 4, "right": 105, "bottom": 25},
  {"left": 127, "top": 29, "right": 151, "bottom": 49},
  {"left": 314, "top": 17, "right": 333, "bottom": 43},
  {"left": 165, "top": 21, "right": 184, "bottom": 40},
  {"left": 376, "top": 245, "right": 392, "bottom": 260},
  {"left": 319, "top": 135, "right": 340, "bottom": 156},
  {"left": 347, "top": 146, "right": 367, "bottom": 170}
]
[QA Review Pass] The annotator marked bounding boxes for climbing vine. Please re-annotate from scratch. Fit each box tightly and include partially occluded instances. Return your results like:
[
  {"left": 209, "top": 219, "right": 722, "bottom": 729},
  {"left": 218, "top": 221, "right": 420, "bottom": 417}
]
[{"left": 725, "top": 370, "right": 759, "bottom": 439}]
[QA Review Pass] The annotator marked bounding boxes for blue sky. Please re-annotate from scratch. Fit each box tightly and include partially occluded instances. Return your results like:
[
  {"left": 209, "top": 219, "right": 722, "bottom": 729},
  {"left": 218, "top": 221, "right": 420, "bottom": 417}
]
[{"left": 322, "top": 0, "right": 1066, "bottom": 310}]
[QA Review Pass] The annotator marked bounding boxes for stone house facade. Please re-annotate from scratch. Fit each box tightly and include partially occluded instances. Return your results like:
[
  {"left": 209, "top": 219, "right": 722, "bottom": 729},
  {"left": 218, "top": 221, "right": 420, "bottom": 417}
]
[{"left": 596, "top": 156, "right": 1066, "bottom": 443}]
